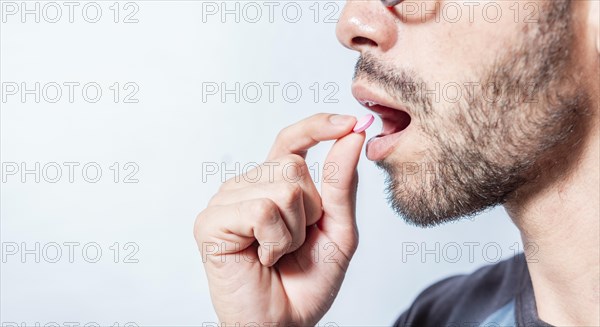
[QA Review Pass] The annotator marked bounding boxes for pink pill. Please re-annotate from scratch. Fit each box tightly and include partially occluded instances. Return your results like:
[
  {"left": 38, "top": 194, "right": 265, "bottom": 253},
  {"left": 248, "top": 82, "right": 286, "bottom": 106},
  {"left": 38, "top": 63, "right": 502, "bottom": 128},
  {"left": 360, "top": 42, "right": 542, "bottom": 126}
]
[{"left": 353, "top": 114, "right": 375, "bottom": 133}]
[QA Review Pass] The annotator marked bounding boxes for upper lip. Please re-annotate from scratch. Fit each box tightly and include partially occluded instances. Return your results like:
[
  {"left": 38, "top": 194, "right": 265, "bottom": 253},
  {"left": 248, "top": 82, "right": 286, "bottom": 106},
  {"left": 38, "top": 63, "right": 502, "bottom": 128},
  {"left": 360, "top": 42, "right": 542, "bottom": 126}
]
[{"left": 351, "top": 82, "right": 411, "bottom": 117}]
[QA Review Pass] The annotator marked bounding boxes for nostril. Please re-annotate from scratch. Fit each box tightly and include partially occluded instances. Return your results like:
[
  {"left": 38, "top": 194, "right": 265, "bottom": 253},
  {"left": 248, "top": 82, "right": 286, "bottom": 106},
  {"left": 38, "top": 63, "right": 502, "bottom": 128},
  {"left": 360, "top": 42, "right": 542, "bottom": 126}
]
[{"left": 352, "top": 36, "right": 377, "bottom": 48}]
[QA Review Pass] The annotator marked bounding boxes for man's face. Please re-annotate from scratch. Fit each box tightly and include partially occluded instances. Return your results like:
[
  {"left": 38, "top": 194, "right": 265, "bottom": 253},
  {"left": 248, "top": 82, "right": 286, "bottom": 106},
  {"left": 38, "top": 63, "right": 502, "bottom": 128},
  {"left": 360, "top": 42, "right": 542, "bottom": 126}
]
[{"left": 336, "top": 1, "right": 591, "bottom": 226}]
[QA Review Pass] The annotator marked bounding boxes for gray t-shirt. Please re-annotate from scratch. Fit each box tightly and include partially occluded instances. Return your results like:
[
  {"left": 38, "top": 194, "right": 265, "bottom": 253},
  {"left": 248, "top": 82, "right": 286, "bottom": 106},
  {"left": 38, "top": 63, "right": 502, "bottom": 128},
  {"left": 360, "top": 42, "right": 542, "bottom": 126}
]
[{"left": 394, "top": 253, "right": 552, "bottom": 326}]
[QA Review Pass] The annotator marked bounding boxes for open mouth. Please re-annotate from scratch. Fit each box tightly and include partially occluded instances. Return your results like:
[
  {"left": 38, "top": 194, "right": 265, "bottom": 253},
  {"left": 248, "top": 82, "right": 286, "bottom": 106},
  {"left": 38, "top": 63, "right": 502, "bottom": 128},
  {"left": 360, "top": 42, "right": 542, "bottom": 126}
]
[
  {"left": 352, "top": 82, "right": 413, "bottom": 161},
  {"left": 359, "top": 100, "right": 411, "bottom": 161},
  {"left": 357, "top": 99, "right": 412, "bottom": 161},
  {"left": 359, "top": 100, "right": 412, "bottom": 137}
]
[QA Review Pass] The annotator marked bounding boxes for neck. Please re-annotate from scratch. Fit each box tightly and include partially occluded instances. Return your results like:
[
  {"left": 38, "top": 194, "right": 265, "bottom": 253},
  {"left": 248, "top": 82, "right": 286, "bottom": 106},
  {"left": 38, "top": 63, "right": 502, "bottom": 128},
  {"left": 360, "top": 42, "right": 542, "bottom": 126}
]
[{"left": 505, "top": 118, "right": 599, "bottom": 326}]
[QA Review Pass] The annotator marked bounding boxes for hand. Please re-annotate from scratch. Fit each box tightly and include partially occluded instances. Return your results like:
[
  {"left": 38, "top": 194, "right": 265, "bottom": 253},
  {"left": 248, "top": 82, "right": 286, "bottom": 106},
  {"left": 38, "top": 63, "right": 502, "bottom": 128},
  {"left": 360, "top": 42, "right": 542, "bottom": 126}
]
[{"left": 194, "top": 113, "right": 366, "bottom": 325}]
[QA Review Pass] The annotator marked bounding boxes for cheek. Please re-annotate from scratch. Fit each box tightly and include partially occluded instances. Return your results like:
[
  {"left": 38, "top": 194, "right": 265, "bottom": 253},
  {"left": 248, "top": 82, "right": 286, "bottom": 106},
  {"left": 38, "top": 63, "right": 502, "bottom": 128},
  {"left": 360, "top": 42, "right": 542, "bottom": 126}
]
[{"left": 387, "top": 1, "right": 529, "bottom": 87}]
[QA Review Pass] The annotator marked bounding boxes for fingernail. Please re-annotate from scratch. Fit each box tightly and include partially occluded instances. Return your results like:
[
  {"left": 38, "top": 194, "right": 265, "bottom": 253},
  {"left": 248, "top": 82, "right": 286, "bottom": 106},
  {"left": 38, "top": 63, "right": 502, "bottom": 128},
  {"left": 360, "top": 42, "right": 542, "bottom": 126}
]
[{"left": 329, "top": 114, "right": 355, "bottom": 126}]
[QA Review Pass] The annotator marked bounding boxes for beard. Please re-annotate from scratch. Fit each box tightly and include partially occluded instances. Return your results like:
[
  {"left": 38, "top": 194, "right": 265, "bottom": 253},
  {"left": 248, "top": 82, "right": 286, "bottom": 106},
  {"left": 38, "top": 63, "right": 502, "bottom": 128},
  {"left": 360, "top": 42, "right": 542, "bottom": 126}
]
[{"left": 354, "top": 1, "right": 591, "bottom": 227}]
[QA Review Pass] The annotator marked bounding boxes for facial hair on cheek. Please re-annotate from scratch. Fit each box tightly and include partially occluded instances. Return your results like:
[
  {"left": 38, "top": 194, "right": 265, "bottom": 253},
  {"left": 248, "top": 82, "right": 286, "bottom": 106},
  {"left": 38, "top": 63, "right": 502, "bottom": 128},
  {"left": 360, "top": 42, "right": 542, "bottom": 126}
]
[{"left": 357, "top": 0, "right": 589, "bottom": 227}]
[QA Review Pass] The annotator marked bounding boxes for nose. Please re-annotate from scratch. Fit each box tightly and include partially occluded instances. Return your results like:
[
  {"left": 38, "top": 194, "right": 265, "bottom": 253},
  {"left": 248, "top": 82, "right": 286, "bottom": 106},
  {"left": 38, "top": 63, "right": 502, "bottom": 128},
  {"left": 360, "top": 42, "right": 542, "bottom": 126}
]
[{"left": 336, "top": 1, "right": 399, "bottom": 53}]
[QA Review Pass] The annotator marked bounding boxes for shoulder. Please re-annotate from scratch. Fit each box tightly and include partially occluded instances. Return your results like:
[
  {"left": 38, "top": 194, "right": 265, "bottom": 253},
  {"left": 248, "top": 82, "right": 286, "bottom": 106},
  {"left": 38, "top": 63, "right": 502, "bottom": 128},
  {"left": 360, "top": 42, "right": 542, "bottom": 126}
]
[{"left": 394, "top": 254, "right": 526, "bottom": 327}]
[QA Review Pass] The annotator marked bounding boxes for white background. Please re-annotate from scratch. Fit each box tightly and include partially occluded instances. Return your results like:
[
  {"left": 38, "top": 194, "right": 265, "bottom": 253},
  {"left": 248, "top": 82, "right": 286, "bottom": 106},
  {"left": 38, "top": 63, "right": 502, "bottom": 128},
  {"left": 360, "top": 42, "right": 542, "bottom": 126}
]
[{"left": 0, "top": 1, "right": 521, "bottom": 326}]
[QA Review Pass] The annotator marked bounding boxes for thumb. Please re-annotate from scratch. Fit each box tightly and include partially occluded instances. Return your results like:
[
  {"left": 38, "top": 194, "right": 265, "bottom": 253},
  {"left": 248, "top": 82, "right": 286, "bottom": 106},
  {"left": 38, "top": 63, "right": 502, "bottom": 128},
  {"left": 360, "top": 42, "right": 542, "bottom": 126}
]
[{"left": 319, "top": 131, "right": 365, "bottom": 251}]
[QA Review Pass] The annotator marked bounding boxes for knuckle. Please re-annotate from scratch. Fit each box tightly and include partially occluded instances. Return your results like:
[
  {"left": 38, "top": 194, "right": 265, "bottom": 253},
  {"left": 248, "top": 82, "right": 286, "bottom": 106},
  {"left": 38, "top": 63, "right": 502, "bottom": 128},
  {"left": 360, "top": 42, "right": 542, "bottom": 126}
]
[
  {"left": 350, "top": 229, "right": 359, "bottom": 253},
  {"left": 219, "top": 174, "right": 245, "bottom": 191},
  {"left": 281, "top": 183, "right": 302, "bottom": 209},
  {"left": 276, "top": 126, "right": 293, "bottom": 142},
  {"left": 338, "top": 227, "right": 359, "bottom": 260},
  {"left": 282, "top": 153, "right": 305, "bottom": 166},
  {"left": 279, "top": 228, "right": 293, "bottom": 248},
  {"left": 308, "top": 112, "right": 328, "bottom": 121},
  {"left": 207, "top": 192, "right": 223, "bottom": 206},
  {"left": 193, "top": 210, "right": 209, "bottom": 243},
  {"left": 280, "top": 154, "right": 308, "bottom": 180},
  {"left": 250, "top": 198, "right": 279, "bottom": 225}
]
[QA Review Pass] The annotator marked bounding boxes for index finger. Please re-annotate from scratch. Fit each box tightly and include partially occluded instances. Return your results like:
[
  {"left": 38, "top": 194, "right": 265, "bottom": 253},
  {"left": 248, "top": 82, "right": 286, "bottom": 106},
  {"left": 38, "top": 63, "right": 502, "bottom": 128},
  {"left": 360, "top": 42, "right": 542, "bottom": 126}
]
[{"left": 266, "top": 113, "right": 357, "bottom": 161}]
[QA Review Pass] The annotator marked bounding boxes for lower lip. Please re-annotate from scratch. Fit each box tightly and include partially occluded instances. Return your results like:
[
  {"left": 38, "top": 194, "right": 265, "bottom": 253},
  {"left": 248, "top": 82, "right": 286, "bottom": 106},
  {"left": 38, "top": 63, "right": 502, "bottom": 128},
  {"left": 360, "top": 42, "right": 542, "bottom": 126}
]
[{"left": 366, "top": 131, "right": 405, "bottom": 161}]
